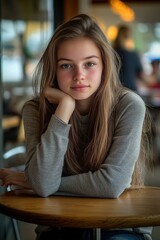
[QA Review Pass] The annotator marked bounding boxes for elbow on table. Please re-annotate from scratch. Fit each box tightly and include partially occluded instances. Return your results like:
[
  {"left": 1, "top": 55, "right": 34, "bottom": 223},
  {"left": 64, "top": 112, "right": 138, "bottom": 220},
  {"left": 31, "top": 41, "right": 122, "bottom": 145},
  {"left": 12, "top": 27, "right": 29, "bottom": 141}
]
[
  {"left": 27, "top": 177, "right": 60, "bottom": 197},
  {"left": 99, "top": 191, "right": 121, "bottom": 199},
  {"left": 100, "top": 184, "right": 126, "bottom": 199},
  {"left": 26, "top": 170, "right": 60, "bottom": 197},
  {"left": 106, "top": 191, "right": 123, "bottom": 199},
  {"left": 37, "top": 192, "right": 53, "bottom": 198},
  {"left": 33, "top": 185, "right": 59, "bottom": 197}
]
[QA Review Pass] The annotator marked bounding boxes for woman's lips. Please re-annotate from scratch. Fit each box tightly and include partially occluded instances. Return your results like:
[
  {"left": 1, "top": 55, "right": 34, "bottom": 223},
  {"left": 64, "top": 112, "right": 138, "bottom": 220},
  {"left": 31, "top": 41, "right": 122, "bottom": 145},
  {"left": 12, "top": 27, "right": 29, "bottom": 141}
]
[{"left": 71, "top": 85, "right": 89, "bottom": 91}]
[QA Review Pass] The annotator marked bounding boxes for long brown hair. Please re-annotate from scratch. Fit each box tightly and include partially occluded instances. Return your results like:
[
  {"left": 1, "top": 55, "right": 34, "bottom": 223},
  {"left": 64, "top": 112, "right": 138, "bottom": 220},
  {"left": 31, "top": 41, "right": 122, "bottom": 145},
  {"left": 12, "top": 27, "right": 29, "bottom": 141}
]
[{"left": 33, "top": 14, "right": 152, "bottom": 185}]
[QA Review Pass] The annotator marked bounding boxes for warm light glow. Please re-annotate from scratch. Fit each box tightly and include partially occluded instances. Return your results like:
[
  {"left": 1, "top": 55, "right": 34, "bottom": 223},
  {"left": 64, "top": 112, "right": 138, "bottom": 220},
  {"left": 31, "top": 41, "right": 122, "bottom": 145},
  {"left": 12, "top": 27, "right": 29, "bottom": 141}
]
[
  {"left": 125, "top": 38, "right": 135, "bottom": 50},
  {"left": 109, "top": 0, "right": 135, "bottom": 22},
  {"left": 106, "top": 26, "right": 118, "bottom": 41}
]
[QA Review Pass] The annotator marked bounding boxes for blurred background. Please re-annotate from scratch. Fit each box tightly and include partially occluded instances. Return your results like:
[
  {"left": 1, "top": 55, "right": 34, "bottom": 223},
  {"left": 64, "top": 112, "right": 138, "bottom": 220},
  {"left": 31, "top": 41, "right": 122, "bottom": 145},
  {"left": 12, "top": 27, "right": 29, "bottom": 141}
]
[{"left": 0, "top": 0, "right": 160, "bottom": 239}]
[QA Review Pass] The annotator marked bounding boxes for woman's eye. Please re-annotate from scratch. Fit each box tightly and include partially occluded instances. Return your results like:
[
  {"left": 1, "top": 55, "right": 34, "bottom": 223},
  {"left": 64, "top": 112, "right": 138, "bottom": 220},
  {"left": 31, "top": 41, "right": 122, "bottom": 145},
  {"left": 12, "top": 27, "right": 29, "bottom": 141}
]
[
  {"left": 61, "top": 64, "right": 69, "bottom": 69},
  {"left": 60, "top": 64, "right": 72, "bottom": 69},
  {"left": 86, "top": 62, "right": 96, "bottom": 68}
]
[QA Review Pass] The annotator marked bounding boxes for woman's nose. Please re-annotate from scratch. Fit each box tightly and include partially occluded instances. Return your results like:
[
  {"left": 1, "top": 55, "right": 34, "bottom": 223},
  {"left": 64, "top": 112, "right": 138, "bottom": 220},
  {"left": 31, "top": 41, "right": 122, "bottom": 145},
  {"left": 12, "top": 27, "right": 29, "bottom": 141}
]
[{"left": 73, "top": 67, "right": 85, "bottom": 81}]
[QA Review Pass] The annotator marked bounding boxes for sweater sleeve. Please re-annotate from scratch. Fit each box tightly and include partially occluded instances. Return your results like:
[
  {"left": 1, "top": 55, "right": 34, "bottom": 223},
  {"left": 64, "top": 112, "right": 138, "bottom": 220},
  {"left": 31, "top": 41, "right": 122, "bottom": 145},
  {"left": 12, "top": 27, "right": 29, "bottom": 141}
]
[
  {"left": 58, "top": 92, "right": 146, "bottom": 198},
  {"left": 23, "top": 100, "right": 71, "bottom": 197}
]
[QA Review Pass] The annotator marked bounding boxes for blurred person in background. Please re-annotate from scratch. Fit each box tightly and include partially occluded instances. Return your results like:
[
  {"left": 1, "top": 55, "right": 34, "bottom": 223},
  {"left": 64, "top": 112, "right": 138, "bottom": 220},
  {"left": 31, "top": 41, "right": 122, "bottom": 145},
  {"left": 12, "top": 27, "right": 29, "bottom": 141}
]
[
  {"left": 113, "top": 25, "right": 149, "bottom": 92},
  {"left": 149, "top": 59, "right": 160, "bottom": 88}
]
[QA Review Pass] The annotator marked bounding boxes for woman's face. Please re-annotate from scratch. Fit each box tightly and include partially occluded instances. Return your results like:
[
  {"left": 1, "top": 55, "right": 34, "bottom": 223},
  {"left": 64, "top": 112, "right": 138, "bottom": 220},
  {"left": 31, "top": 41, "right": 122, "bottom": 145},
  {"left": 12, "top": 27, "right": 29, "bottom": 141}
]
[{"left": 56, "top": 37, "right": 103, "bottom": 102}]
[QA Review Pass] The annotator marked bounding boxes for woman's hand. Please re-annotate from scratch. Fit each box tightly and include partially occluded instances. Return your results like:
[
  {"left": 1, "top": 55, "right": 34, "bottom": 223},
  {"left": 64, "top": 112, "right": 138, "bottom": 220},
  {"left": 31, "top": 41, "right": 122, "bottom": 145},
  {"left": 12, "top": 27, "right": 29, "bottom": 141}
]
[
  {"left": 45, "top": 87, "right": 75, "bottom": 123},
  {"left": 0, "top": 168, "right": 31, "bottom": 189}
]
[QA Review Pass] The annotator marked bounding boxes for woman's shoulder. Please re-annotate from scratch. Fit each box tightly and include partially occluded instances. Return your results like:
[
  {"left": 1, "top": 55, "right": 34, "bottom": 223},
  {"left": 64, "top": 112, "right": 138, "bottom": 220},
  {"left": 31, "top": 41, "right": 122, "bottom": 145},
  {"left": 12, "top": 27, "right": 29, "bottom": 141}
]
[
  {"left": 23, "top": 97, "right": 39, "bottom": 108},
  {"left": 113, "top": 90, "right": 146, "bottom": 127},
  {"left": 22, "top": 97, "right": 40, "bottom": 116},
  {"left": 116, "top": 90, "right": 146, "bottom": 117},
  {"left": 119, "top": 90, "right": 145, "bottom": 108}
]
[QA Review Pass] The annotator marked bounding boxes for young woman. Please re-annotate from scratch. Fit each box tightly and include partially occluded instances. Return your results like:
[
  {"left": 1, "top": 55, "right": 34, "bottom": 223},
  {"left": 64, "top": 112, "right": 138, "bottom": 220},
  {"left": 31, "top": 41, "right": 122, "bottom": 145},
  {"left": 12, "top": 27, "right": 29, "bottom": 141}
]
[{"left": 0, "top": 14, "right": 152, "bottom": 240}]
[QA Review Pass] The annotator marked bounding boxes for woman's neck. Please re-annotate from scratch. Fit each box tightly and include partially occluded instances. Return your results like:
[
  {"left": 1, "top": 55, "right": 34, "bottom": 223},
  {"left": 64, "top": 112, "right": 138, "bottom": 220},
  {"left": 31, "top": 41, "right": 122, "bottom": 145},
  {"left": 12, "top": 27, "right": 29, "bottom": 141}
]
[{"left": 76, "top": 98, "right": 91, "bottom": 116}]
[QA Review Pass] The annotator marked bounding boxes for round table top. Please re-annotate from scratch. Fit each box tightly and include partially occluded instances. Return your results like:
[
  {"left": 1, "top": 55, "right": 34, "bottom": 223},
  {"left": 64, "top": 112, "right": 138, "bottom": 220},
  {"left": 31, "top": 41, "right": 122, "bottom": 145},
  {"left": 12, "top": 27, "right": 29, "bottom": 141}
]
[{"left": 0, "top": 187, "right": 160, "bottom": 228}]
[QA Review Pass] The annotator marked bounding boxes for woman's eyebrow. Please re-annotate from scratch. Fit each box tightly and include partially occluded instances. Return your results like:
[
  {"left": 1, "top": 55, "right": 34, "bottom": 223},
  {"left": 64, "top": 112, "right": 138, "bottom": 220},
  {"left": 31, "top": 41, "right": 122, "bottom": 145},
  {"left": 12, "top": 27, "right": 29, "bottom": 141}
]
[
  {"left": 57, "top": 58, "right": 72, "bottom": 62},
  {"left": 84, "top": 55, "right": 100, "bottom": 60},
  {"left": 57, "top": 55, "right": 99, "bottom": 62}
]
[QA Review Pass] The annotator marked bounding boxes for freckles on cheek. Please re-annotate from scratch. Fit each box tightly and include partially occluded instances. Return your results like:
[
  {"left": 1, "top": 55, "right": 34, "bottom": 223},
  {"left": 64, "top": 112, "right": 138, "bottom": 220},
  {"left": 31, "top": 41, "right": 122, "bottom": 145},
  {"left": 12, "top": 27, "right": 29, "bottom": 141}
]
[
  {"left": 89, "top": 69, "right": 102, "bottom": 79},
  {"left": 57, "top": 71, "right": 70, "bottom": 82}
]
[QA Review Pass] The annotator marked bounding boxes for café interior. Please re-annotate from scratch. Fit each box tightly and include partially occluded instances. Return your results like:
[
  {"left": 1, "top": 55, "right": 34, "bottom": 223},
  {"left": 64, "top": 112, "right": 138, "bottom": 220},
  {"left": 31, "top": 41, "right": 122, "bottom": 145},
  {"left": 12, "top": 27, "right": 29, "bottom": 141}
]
[{"left": 0, "top": 0, "right": 160, "bottom": 239}]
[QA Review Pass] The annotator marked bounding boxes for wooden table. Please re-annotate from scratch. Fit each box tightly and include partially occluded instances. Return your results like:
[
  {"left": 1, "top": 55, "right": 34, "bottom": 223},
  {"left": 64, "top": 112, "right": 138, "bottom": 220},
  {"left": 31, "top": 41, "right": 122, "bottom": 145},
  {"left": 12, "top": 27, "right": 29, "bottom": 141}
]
[{"left": 0, "top": 187, "right": 160, "bottom": 239}]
